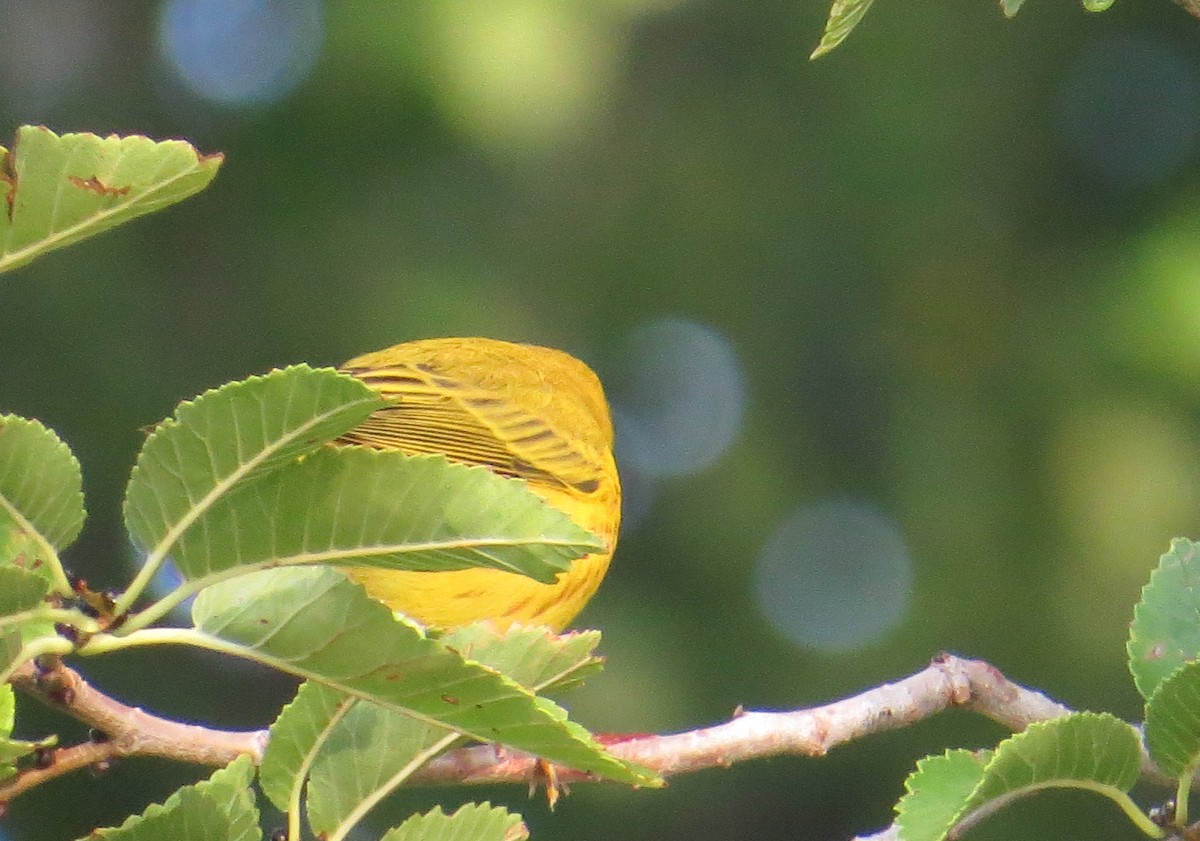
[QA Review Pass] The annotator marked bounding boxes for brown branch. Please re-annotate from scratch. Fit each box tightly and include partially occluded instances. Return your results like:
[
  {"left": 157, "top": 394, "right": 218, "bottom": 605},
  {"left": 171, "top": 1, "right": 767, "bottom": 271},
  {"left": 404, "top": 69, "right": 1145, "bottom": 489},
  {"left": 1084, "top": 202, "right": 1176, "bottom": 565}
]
[
  {"left": 407, "top": 653, "right": 1073, "bottom": 786},
  {"left": 2, "top": 657, "right": 265, "bottom": 803},
  {"left": 1175, "top": 0, "right": 1200, "bottom": 22},
  {"left": 0, "top": 740, "right": 119, "bottom": 804},
  {"left": 0, "top": 649, "right": 1107, "bottom": 840}
]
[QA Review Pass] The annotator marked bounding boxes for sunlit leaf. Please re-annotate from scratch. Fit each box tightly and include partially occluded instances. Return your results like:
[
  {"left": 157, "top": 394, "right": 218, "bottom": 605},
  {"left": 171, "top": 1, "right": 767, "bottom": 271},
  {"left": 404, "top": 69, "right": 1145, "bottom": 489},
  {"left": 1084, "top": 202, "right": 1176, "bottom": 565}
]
[
  {"left": 894, "top": 749, "right": 989, "bottom": 841},
  {"left": 380, "top": 803, "right": 528, "bottom": 841},
  {"left": 259, "top": 681, "right": 353, "bottom": 813},
  {"left": 1128, "top": 538, "right": 1200, "bottom": 699},
  {"left": 302, "top": 625, "right": 604, "bottom": 834},
  {"left": 999, "top": 0, "right": 1026, "bottom": 17},
  {"left": 0, "top": 565, "right": 61, "bottom": 683},
  {"left": 896, "top": 714, "right": 1141, "bottom": 841},
  {"left": 0, "top": 564, "right": 50, "bottom": 616},
  {"left": 968, "top": 713, "right": 1140, "bottom": 804},
  {"left": 171, "top": 448, "right": 602, "bottom": 585},
  {"left": 121, "top": 366, "right": 381, "bottom": 607},
  {"left": 85, "top": 756, "right": 259, "bottom": 841},
  {"left": 0, "top": 414, "right": 83, "bottom": 590},
  {"left": 1145, "top": 660, "right": 1200, "bottom": 779},
  {"left": 1081, "top": 0, "right": 1116, "bottom": 10},
  {"left": 0, "top": 126, "right": 222, "bottom": 274},
  {"left": 193, "top": 567, "right": 654, "bottom": 786},
  {"left": 304, "top": 699, "right": 449, "bottom": 835},
  {"left": 441, "top": 623, "right": 604, "bottom": 695},
  {"left": 810, "top": 0, "right": 877, "bottom": 59}
]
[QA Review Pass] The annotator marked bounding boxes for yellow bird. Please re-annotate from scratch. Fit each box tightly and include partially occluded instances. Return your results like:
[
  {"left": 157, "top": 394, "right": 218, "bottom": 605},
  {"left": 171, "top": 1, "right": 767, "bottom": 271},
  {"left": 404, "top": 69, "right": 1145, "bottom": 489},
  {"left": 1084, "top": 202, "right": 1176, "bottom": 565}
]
[{"left": 335, "top": 337, "right": 621, "bottom": 632}]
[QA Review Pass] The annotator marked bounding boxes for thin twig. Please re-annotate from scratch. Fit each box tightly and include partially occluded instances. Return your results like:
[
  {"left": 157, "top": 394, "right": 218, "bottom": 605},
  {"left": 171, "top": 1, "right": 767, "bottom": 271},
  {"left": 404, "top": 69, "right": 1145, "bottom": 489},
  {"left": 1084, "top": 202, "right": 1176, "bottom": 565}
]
[
  {"left": 407, "top": 653, "right": 1073, "bottom": 786},
  {"left": 0, "top": 741, "right": 118, "bottom": 803}
]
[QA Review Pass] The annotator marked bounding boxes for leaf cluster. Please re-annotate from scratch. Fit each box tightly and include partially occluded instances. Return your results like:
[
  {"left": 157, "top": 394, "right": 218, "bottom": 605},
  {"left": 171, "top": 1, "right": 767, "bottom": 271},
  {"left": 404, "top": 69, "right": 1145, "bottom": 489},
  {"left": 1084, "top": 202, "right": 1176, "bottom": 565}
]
[
  {"left": 895, "top": 537, "right": 1200, "bottom": 840},
  {"left": 811, "top": 0, "right": 1118, "bottom": 59},
  {"left": 0, "top": 128, "right": 654, "bottom": 840}
]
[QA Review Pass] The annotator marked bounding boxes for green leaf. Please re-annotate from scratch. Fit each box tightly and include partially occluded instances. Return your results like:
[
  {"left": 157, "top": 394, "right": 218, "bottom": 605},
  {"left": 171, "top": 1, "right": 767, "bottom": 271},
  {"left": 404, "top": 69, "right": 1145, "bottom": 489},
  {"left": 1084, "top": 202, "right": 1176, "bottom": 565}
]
[
  {"left": 0, "top": 685, "right": 53, "bottom": 779},
  {"left": 1128, "top": 538, "right": 1200, "bottom": 699},
  {"left": 170, "top": 447, "right": 602, "bottom": 585},
  {"left": 897, "top": 715, "right": 1142, "bottom": 841},
  {"left": 192, "top": 567, "right": 654, "bottom": 786},
  {"left": 1081, "top": 0, "right": 1116, "bottom": 9},
  {"left": 895, "top": 749, "right": 989, "bottom": 841},
  {"left": 85, "top": 755, "right": 259, "bottom": 841},
  {"left": 810, "top": 0, "right": 877, "bottom": 59},
  {"left": 259, "top": 681, "right": 354, "bottom": 813},
  {"left": 305, "top": 699, "right": 451, "bottom": 835},
  {"left": 262, "top": 626, "right": 602, "bottom": 836},
  {"left": 301, "top": 626, "right": 605, "bottom": 835},
  {"left": 0, "top": 564, "right": 50, "bottom": 616},
  {"left": 999, "top": 0, "right": 1026, "bottom": 17},
  {"left": 969, "top": 712, "right": 1141, "bottom": 802},
  {"left": 381, "top": 803, "right": 528, "bottom": 841},
  {"left": 119, "top": 366, "right": 382, "bottom": 618},
  {"left": 441, "top": 623, "right": 604, "bottom": 695},
  {"left": 1145, "top": 660, "right": 1200, "bottom": 779},
  {"left": 0, "top": 565, "right": 66, "bottom": 683},
  {"left": 0, "top": 414, "right": 83, "bottom": 590},
  {"left": 0, "top": 126, "right": 222, "bottom": 274}
]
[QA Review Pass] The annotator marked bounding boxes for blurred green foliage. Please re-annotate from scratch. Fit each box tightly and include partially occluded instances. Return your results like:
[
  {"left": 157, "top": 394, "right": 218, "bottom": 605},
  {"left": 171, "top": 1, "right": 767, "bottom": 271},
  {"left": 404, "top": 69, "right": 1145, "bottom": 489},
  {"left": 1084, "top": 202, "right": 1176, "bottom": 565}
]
[{"left": 2, "top": 1, "right": 1199, "bottom": 839}]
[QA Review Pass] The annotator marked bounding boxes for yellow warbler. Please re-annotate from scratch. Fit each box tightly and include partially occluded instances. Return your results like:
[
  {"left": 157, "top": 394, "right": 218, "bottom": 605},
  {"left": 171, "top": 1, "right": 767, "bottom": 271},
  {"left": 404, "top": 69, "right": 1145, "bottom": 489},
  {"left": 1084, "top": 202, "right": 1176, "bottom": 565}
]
[{"left": 335, "top": 337, "right": 620, "bottom": 631}]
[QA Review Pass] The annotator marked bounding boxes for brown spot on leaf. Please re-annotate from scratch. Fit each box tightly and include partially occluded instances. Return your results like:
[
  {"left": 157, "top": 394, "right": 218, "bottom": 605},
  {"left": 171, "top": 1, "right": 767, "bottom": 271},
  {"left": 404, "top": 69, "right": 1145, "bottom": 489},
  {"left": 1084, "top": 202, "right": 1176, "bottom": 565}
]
[
  {"left": 441, "top": 694, "right": 460, "bottom": 705},
  {"left": 68, "top": 174, "right": 131, "bottom": 197},
  {"left": 0, "top": 145, "right": 14, "bottom": 221}
]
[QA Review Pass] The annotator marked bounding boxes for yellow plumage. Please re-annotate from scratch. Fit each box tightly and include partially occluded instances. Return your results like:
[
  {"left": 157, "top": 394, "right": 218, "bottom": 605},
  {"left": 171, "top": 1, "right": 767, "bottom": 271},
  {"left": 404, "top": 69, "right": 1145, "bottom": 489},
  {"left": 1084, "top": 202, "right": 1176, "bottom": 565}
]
[{"left": 335, "top": 337, "right": 620, "bottom": 631}]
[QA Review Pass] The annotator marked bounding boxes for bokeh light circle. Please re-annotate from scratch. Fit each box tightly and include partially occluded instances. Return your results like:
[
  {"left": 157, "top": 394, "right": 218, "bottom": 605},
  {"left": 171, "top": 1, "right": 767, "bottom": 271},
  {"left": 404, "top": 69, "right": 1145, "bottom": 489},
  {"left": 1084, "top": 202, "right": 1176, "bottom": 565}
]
[
  {"left": 158, "top": 0, "right": 324, "bottom": 106},
  {"left": 613, "top": 317, "right": 746, "bottom": 479},
  {"left": 1055, "top": 34, "right": 1200, "bottom": 188},
  {"left": 753, "top": 499, "right": 912, "bottom": 651}
]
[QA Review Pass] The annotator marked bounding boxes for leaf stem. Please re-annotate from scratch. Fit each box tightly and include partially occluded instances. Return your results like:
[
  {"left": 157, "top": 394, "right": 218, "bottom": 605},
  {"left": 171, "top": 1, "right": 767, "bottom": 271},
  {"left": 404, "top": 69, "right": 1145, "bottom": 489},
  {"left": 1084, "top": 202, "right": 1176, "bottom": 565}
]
[
  {"left": 111, "top": 546, "right": 173, "bottom": 621},
  {"left": 1176, "top": 773, "right": 1190, "bottom": 827},
  {"left": 77, "top": 626, "right": 208, "bottom": 656},
  {"left": 0, "top": 606, "right": 98, "bottom": 635},
  {"left": 80, "top": 627, "right": 473, "bottom": 736},
  {"left": 0, "top": 635, "right": 75, "bottom": 685},
  {"left": 1109, "top": 789, "right": 1168, "bottom": 838}
]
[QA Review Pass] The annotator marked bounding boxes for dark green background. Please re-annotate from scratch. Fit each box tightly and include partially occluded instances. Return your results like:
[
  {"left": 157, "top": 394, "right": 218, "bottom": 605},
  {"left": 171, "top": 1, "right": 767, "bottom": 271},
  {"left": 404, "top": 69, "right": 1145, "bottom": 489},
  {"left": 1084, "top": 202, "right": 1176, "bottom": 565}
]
[{"left": 3, "top": 1, "right": 1199, "bottom": 839}]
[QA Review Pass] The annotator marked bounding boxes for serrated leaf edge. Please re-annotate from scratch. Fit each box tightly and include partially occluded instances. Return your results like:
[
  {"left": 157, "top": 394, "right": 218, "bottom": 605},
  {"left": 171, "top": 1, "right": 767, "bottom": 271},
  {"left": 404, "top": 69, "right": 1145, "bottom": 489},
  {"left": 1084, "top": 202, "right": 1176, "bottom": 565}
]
[
  {"left": 116, "top": 366, "right": 381, "bottom": 620},
  {"left": 0, "top": 415, "right": 82, "bottom": 592},
  {"left": 0, "top": 127, "right": 222, "bottom": 274}
]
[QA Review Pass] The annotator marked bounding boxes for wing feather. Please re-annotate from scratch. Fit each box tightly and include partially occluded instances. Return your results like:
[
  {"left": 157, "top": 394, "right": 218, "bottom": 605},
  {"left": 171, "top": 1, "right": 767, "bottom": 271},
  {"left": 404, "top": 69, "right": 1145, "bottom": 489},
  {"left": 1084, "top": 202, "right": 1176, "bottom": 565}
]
[{"left": 338, "top": 351, "right": 603, "bottom": 495}]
